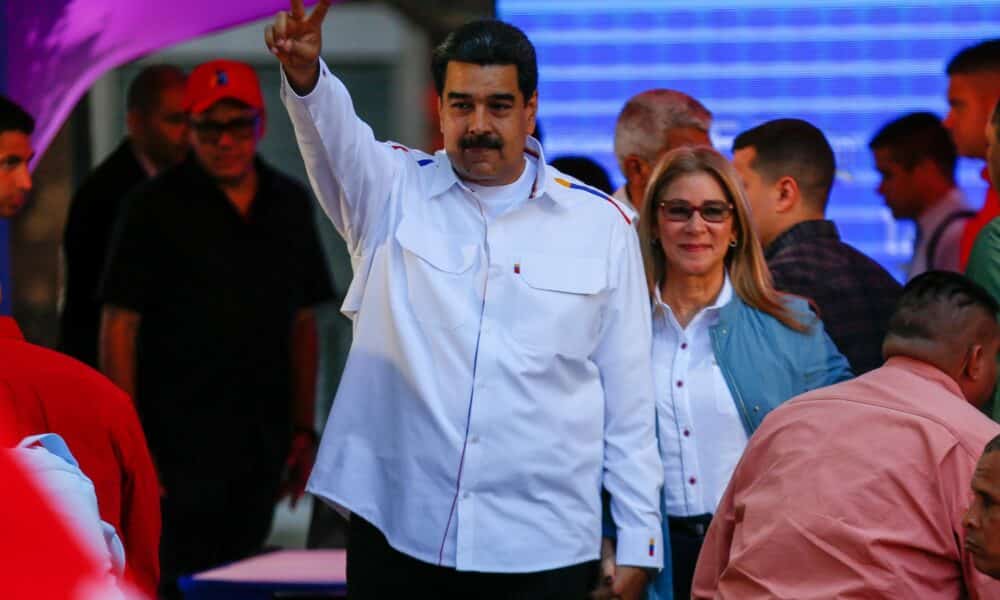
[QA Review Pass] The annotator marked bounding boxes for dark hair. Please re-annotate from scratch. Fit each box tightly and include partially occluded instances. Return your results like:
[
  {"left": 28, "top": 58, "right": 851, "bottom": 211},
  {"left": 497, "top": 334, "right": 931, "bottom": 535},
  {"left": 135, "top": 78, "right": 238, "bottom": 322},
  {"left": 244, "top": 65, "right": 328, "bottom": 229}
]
[
  {"left": 0, "top": 95, "right": 35, "bottom": 136},
  {"left": 126, "top": 64, "right": 186, "bottom": 114},
  {"left": 947, "top": 39, "right": 1000, "bottom": 76},
  {"left": 869, "top": 112, "right": 957, "bottom": 180},
  {"left": 732, "top": 118, "right": 835, "bottom": 212},
  {"left": 431, "top": 20, "right": 538, "bottom": 101},
  {"left": 550, "top": 155, "right": 613, "bottom": 194},
  {"left": 887, "top": 270, "right": 999, "bottom": 342},
  {"left": 985, "top": 433, "right": 1000, "bottom": 456}
]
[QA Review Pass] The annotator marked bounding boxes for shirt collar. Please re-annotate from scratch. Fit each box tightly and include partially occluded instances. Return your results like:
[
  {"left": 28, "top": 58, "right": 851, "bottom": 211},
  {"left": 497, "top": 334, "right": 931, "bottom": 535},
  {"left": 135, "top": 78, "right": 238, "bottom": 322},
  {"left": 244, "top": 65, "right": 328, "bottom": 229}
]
[
  {"left": 653, "top": 271, "right": 733, "bottom": 318},
  {"left": 916, "top": 187, "right": 967, "bottom": 235},
  {"left": 0, "top": 317, "right": 24, "bottom": 340},
  {"left": 428, "top": 136, "right": 553, "bottom": 203},
  {"left": 765, "top": 219, "right": 840, "bottom": 260},
  {"left": 883, "top": 355, "right": 963, "bottom": 399},
  {"left": 130, "top": 141, "right": 160, "bottom": 178}
]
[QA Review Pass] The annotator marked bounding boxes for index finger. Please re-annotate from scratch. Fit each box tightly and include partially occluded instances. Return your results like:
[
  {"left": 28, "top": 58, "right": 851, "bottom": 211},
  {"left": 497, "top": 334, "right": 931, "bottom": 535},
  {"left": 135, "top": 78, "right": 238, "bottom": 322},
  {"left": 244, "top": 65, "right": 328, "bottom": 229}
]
[
  {"left": 289, "top": 0, "right": 306, "bottom": 19},
  {"left": 307, "top": 0, "right": 332, "bottom": 26}
]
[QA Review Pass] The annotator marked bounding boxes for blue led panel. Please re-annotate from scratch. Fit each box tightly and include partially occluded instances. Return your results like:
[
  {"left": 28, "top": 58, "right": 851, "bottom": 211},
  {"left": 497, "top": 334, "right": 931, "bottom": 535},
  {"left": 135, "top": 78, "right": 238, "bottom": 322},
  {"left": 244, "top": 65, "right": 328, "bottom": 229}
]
[{"left": 497, "top": 0, "right": 1000, "bottom": 279}]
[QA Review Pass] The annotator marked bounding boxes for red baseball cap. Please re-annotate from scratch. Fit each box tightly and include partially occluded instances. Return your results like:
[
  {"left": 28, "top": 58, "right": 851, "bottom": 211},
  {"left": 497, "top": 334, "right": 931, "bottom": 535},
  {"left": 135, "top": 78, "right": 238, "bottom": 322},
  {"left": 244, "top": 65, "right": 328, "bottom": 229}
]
[{"left": 185, "top": 59, "right": 265, "bottom": 115}]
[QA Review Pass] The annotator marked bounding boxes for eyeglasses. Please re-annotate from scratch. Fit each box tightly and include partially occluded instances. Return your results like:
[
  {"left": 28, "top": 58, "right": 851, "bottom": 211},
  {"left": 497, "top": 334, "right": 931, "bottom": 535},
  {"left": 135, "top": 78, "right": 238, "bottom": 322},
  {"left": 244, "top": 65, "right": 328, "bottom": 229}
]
[
  {"left": 190, "top": 115, "right": 260, "bottom": 144},
  {"left": 656, "top": 199, "right": 734, "bottom": 223}
]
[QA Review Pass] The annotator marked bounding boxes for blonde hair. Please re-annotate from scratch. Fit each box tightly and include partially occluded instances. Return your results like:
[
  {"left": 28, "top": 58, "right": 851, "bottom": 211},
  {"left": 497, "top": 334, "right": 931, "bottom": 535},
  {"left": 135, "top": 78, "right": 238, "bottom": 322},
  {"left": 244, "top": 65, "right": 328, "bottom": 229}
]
[{"left": 638, "top": 146, "right": 809, "bottom": 333}]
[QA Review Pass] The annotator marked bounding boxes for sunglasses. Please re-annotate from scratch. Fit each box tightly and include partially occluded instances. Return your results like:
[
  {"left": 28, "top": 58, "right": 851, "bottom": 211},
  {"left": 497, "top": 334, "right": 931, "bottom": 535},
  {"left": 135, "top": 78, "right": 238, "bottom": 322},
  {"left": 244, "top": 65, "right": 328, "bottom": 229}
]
[
  {"left": 656, "top": 199, "right": 734, "bottom": 223},
  {"left": 190, "top": 115, "right": 260, "bottom": 144}
]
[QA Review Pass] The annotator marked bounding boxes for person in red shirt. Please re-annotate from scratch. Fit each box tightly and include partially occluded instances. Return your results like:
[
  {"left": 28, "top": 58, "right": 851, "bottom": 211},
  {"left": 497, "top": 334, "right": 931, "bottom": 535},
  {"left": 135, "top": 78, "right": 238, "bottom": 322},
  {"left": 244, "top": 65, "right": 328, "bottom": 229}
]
[
  {"left": 0, "top": 95, "right": 161, "bottom": 598},
  {"left": 942, "top": 39, "right": 1000, "bottom": 268}
]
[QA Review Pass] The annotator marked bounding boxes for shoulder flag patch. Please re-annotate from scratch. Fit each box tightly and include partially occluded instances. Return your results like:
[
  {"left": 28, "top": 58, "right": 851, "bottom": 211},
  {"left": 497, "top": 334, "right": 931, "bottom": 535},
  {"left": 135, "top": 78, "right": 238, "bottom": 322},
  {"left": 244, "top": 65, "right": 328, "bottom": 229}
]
[
  {"left": 417, "top": 158, "right": 434, "bottom": 166},
  {"left": 554, "top": 177, "right": 632, "bottom": 225},
  {"left": 390, "top": 144, "right": 410, "bottom": 152}
]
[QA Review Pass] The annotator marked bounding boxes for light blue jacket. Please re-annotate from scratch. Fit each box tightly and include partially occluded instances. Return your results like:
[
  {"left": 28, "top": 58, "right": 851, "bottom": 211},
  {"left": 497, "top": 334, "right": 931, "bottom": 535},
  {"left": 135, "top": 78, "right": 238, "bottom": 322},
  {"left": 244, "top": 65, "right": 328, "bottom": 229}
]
[{"left": 623, "top": 294, "right": 854, "bottom": 600}]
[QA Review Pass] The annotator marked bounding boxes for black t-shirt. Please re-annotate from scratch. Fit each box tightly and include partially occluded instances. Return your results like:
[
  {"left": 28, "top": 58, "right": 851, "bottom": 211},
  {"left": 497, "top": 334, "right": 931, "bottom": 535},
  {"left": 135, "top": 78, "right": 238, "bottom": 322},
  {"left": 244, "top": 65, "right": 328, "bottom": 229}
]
[{"left": 100, "top": 155, "right": 334, "bottom": 473}]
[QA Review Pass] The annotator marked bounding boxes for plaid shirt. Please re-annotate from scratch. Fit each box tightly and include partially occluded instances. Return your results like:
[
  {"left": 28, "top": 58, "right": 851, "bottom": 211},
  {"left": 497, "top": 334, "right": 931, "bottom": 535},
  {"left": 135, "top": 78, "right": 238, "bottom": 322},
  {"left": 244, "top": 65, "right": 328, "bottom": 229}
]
[{"left": 766, "top": 220, "right": 902, "bottom": 374}]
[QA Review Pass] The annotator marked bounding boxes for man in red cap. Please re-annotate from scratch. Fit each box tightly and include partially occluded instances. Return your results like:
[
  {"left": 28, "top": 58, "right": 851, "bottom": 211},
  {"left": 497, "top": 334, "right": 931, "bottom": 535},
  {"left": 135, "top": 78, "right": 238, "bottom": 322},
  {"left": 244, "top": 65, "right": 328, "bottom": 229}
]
[{"left": 99, "top": 59, "right": 334, "bottom": 599}]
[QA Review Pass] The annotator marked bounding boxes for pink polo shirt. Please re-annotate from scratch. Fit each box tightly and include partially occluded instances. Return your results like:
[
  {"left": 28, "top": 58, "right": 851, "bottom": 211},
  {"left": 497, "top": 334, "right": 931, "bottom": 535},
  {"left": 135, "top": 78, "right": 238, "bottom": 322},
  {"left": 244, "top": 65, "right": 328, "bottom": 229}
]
[{"left": 693, "top": 356, "right": 1000, "bottom": 599}]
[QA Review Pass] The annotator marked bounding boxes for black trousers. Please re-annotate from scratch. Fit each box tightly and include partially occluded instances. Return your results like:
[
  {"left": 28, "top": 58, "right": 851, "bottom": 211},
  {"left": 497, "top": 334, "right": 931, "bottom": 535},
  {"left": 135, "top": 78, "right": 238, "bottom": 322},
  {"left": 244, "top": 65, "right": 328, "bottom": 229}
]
[
  {"left": 668, "top": 513, "right": 712, "bottom": 600},
  {"left": 347, "top": 515, "right": 599, "bottom": 600},
  {"left": 158, "top": 466, "right": 283, "bottom": 600}
]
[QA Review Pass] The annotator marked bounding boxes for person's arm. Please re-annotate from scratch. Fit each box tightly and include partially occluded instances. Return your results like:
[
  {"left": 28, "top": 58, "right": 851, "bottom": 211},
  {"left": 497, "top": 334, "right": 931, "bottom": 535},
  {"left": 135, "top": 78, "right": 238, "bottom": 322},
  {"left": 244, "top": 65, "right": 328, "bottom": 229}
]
[
  {"left": 114, "top": 391, "right": 161, "bottom": 598},
  {"left": 268, "top": 0, "right": 400, "bottom": 255},
  {"left": 99, "top": 306, "right": 141, "bottom": 400},
  {"left": 281, "top": 307, "right": 320, "bottom": 507},
  {"left": 591, "top": 222, "right": 664, "bottom": 598},
  {"left": 800, "top": 307, "right": 854, "bottom": 389}
]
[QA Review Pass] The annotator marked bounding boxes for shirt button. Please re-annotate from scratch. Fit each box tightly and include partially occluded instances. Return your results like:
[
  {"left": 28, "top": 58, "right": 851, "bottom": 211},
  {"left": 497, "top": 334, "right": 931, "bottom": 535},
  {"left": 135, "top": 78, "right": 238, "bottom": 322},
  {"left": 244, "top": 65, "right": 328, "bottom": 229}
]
[
  {"left": 683, "top": 429, "right": 690, "bottom": 437},
  {"left": 689, "top": 477, "right": 697, "bottom": 485},
  {"left": 680, "top": 343, "right": 688, "bottom": 350},
  {"left": 470, "top": 435, "right": 480, "bottom": 444},
  {"left": 482, "top": 325, "right": 491, "bottom": 334},
  {"left": 489, "top": 265, "right": 502, "bottom": 277},
  {"left": 463, "top": 492, "right": 470, "bottom": 499},
  {"left": 676, "top": 380, "right": 684, "bottom": 388}
]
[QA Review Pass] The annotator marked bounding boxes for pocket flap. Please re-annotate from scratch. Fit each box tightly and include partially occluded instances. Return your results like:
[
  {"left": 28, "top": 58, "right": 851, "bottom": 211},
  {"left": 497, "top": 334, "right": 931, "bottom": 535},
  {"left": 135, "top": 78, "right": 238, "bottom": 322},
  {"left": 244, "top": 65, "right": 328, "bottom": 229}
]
[
  {"left": 395, "top": 217, "right": 477, "bottom": 274},
  {"left": 519, "top": 252, "right": 607, "bottom": 295}
]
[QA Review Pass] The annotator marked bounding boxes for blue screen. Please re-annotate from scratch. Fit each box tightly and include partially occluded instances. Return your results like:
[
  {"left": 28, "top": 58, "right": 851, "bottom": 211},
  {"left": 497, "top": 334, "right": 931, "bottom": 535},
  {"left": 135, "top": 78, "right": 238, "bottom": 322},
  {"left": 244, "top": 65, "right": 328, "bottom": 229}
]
[{"left": 497, "top": 0, "right": 1000, "bottom": 279}]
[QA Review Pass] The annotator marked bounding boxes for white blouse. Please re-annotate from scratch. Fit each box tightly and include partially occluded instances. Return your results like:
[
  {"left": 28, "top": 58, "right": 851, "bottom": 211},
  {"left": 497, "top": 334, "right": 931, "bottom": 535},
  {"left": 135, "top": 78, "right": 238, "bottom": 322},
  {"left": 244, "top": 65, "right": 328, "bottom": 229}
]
[{"left": 652, "top": 274, "right": 749, "bottom": 517}]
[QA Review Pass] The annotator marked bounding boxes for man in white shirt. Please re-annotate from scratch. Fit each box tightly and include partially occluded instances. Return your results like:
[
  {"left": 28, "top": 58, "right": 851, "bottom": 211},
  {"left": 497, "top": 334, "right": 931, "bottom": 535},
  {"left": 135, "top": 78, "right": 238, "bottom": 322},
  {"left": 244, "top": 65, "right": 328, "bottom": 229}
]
[
  {"left": 266, "top": 3, "right": 663, "bottom": 599},
  {"left": 612, "top": 89, "right": 713, "bottom": 216},
  {"left": 869, "top": 111, "right": 973, "bottom": 278}
]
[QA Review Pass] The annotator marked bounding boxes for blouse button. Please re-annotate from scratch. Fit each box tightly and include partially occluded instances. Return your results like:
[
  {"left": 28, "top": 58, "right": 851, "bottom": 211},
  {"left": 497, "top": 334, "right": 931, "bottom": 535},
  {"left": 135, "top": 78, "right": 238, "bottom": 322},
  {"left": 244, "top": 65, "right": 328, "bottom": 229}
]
[
  {"left": 676, "top": 380, "right": 684, "bottom": 388},
  {"left": 683, "top": 429, "right": 690, "bottom": 437},
  {"left": 680, "top": 342, "right": 688, "bottom": 350},
  {"left": 689, "top": 477, "right": 697, "bottom": 485}
]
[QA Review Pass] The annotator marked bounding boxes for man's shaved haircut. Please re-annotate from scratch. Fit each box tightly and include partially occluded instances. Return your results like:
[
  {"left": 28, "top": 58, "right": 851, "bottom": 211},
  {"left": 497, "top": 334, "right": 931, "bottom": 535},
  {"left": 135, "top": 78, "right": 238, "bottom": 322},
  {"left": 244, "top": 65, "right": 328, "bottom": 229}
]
[
  {"left": 886, "top": 270, "right": 999, "bottom": 343},
  {"left": 0, "top": 95, "right": 34, "bottom": 136},
  {"left": 947, "top": 39, "right": 1000, "bottom": 76},
  {"left": 614, "top": 89, "right": 712, "bottom": 173},
  {"left": 869, "top": 112, "right": 957, "bottom": 180},
  {"left": 732, "top": 118, "right": 836, "bottom": 212},
  {"left": 126, "top": 65, "right": 185, "bottom": 115}
]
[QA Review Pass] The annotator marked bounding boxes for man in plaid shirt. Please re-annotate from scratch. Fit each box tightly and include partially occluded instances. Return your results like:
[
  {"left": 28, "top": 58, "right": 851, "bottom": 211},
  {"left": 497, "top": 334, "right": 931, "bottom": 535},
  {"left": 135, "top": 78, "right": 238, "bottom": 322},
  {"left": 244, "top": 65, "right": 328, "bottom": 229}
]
[{"left": 732, "top": 118, "right": 902, "bottom": 374}]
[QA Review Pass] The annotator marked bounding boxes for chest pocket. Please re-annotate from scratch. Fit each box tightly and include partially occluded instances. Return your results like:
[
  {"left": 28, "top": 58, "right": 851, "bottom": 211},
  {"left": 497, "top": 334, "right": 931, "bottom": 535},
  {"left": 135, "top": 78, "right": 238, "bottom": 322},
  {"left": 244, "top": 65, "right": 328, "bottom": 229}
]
[
  {"left": 513, "top": 252, "right": 608, "bottom": 356},
  {"left": 395, "top": 217, "right": 479, "bottom": 330}
]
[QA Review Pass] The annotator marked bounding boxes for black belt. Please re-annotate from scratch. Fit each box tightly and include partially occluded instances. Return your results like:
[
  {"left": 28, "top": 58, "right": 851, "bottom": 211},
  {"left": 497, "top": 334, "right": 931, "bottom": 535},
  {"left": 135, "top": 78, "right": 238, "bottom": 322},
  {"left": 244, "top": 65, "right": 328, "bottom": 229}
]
[{"left": 668, "top": 513, "right": 712, "bottom": 538}]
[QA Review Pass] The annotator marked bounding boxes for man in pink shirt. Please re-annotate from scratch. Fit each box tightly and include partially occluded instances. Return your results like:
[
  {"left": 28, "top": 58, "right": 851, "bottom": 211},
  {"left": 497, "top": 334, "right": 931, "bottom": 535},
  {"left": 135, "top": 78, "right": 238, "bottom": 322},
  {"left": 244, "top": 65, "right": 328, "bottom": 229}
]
[{"left": 693, "top": 270, "right": 1000, "bottom": 599}]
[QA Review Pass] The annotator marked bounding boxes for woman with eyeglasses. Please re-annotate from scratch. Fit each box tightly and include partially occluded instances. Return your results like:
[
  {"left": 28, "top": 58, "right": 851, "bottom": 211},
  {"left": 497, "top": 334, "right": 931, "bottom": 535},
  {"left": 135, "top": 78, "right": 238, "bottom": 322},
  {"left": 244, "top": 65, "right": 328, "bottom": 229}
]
[{"left": 603, "top": 147, "right": 852, "bottom": 600}]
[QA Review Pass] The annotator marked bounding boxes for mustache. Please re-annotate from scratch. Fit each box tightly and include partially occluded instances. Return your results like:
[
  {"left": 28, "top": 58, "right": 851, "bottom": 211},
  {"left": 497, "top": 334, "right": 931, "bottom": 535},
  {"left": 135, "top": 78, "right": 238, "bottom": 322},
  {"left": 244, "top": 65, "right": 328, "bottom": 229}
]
[{"left": 460, "top": 133, "right": 503, "bottom": 150}]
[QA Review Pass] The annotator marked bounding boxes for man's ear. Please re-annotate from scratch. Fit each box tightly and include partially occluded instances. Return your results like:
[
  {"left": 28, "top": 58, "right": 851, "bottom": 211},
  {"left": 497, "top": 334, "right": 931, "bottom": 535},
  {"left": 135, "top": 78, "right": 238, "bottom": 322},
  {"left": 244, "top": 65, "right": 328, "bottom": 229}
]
[
  {"left": 623, "top": 155, "right": 647, "bottom": 181},
  {"left": 125, "top": 110, "right": 142, "bottom": 138},
  {"left": 965, "top": 344, "right": 987, "bottom": 381},
  {"left": 774, "top": 175, "right": 800, "bottom": 214},
  {"left": 525, "top": 91, "right": 538, "bottom": 134}
]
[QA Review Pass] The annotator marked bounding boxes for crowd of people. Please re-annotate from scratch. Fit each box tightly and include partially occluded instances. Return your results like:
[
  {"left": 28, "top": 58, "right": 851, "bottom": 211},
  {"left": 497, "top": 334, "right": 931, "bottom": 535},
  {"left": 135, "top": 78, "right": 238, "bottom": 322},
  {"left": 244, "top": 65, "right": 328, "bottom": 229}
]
[{"left": 2, "top": 1, "right": 1000, "bottom": 598}]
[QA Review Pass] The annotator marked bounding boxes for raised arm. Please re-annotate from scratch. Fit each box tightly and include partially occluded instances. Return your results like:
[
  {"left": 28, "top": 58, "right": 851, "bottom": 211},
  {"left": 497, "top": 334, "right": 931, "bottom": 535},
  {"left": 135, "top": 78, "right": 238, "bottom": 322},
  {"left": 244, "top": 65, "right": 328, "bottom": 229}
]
[{"left": 266, "top": 0, "right": 400, "bottom": 253}]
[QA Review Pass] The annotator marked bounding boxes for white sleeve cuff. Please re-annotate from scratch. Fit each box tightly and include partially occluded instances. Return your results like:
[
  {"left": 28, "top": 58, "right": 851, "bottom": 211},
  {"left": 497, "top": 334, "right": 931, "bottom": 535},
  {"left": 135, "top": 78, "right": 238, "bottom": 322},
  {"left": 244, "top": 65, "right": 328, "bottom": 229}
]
[{"left": 615, "top": 526, "right": 664, "bottom": 569}]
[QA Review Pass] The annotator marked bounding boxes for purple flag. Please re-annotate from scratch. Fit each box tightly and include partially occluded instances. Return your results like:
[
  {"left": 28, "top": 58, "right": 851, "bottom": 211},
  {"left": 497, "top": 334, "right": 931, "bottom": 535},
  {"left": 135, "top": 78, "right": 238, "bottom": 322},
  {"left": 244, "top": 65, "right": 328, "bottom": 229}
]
[{"left": 4, "top": 0, "right": 333, "bottom": 161}]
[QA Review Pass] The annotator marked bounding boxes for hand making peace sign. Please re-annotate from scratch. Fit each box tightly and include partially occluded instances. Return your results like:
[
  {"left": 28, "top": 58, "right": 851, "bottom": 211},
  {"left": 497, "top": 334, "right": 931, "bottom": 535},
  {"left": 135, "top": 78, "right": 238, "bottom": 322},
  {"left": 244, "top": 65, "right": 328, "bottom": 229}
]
[{"left": 264, "top": 0, "right": 332, "bottom": 94}]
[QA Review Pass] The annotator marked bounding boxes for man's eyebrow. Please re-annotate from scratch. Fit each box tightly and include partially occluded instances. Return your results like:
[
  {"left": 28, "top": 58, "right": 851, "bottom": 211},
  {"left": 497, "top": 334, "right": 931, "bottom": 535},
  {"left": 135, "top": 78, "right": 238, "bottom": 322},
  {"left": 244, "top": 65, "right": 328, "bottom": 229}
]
[
  {"left": 447, "top": 92, "right": 472, "bottom": 100},
  {"left": 488, "top": 93, "right": 516, "bottom": 102}
]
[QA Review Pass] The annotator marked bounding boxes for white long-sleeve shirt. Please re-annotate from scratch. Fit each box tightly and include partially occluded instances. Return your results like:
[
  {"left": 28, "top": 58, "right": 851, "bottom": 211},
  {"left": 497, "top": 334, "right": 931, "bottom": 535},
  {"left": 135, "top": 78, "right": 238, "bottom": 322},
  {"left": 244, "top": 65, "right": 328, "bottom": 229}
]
[{"left": 281, "top": 60, "right": 663, "bottom": 572}]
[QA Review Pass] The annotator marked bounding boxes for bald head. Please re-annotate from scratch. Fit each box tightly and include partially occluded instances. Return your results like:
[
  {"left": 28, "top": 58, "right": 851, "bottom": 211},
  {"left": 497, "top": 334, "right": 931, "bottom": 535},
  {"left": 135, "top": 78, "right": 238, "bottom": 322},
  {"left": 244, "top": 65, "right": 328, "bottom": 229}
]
[
  {"left": 126, "top": 65, "right": 189, "bottom": 171},
  {"left": 614, "top": 89, "right": 712, "bottom": 212},
  {"left": 883, "top": 271, "right": 1000, "bottom": 407}
]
